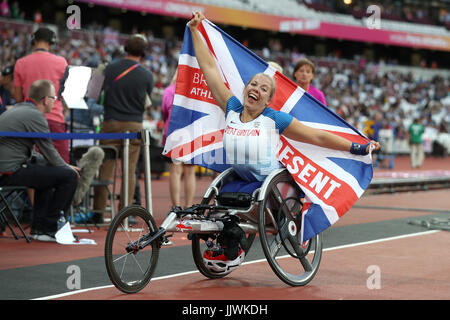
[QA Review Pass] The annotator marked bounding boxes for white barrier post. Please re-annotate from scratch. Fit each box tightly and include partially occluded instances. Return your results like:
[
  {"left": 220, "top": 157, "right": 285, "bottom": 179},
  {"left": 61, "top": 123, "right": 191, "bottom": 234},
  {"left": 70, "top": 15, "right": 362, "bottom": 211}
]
[
  {"left": 141, "top": 129, "right": 154, "bottom": 215},
  {"left": 123, "top": 131, "right": 129, "bottom": 230}
]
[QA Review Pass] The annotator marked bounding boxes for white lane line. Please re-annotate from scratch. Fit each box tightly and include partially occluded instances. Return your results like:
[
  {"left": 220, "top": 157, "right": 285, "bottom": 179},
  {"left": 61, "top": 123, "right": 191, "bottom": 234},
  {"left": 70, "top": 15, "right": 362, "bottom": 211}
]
[{"left": 33, "top": 230, "right": 439, "bottom": 300}]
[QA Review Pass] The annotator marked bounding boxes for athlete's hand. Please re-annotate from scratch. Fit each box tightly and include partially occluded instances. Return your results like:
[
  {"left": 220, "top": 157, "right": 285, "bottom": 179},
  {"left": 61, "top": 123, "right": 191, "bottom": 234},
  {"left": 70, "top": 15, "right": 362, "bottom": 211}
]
[
  {"left": 368, "top": 140, "right": 380, "bottom": 153},
  {"left": 188, "top": 11, "right": 205, "bottom": 30}
]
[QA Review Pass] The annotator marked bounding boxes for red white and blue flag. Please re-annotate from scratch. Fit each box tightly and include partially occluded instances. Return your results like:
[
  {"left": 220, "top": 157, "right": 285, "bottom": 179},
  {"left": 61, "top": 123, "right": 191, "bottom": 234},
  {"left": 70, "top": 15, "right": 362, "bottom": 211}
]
[{"left": 163, "top": 20, "right": 374, "bottom": 242}]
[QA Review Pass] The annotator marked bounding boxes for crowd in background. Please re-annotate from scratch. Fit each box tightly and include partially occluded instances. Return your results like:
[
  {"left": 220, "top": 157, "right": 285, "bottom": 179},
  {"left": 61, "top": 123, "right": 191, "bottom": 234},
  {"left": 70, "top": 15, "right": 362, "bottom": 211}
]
[
  {"left": 262, "top": 46, "right": 449, "bottom": 155},
  {"left": 301, "top": 0, "right": 450, "bottom": 28},
  {"left": 0, "top": 9, "right": 449, "bottom": 157}
]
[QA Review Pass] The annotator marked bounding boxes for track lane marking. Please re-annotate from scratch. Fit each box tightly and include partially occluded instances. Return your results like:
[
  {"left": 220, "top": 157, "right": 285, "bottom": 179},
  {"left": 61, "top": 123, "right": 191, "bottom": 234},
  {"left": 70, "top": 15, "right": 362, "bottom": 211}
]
[{"left": 33, "top": 230, "right": 439, "bottom": 300}]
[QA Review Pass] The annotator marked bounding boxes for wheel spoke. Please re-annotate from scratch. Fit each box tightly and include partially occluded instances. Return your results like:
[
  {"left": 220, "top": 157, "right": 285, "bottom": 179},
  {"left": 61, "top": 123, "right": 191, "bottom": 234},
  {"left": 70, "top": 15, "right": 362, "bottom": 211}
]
[
  {"left": 267, "top": 233, "right": 283, "bottom": 258},
  {"left": 271, "top": 185, "right": 291, "bottom": 221},
  {"left": 287, "top": 234, "right": 304, "bottom": 257},
  {"left": 265, "top": 208, "right": 279, "bottom": 231},
  {"left": 119, "top": 254, "right": 128, "bottom": 278},
  {"left": 113, "top": 251, "right": 133, "bottom": 263},
  {"left": 130, "top": 252, "right": 146, "bottom": 275},
  {"left": 299, "top": 255, "right": 313, "bottom": 272},
  {"left": 121, "top": 221, "right": 135, "bottom": 242},
  {"left": 278, "top": 219, "right": 289, "bottom": 240}
]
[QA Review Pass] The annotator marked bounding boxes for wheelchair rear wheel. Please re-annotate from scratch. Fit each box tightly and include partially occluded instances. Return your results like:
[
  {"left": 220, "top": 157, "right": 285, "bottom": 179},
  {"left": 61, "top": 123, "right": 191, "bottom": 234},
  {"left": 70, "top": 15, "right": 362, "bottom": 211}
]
[
  {"left": 258, "top": 170, "right": 322, "bottom": 286},
  {"left": 191, "top": 194, "right": 256, "bottom": 279},
  {"left": 105, "top": 205, "right": 160, "bottom": 293}
]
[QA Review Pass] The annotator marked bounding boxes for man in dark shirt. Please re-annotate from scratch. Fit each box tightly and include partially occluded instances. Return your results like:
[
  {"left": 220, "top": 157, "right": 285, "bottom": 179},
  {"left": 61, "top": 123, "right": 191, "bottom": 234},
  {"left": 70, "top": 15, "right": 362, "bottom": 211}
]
[
  {"left": 0, "top": 80, "right": 79, "bottom": 241},
  {"left": 93, "top": 34, "right": 153, "bottom": 222}
]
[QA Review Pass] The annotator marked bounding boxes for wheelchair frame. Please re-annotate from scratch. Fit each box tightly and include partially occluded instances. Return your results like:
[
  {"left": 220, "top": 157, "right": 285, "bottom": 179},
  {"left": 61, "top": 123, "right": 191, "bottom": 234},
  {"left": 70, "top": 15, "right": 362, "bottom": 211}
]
[{"left": 104, "top": 130, "right": 323, "bottom": 293}]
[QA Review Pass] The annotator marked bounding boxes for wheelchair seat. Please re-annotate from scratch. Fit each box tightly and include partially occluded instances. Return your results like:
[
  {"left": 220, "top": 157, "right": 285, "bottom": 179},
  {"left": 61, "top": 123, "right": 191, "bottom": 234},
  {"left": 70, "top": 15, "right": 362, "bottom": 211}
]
[
  {"left": 219, "top": 179, "right": 262, "bottom": 194},
  {"left": 216, "top": 179, "right": 262, "bottom": 209}
]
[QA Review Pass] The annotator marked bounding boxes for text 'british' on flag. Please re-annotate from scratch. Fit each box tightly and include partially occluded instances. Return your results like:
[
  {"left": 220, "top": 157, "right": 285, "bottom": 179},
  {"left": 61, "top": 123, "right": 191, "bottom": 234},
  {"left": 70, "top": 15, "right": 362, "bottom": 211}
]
[{"left": 162, "top": 19, "right": 374, "bottom": 242}]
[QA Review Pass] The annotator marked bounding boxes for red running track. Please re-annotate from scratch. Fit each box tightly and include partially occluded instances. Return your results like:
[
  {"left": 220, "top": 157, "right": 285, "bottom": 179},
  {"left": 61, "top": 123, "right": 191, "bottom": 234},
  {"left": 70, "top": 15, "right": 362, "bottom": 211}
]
[
  {"left": 53, "top": 230, "right": 450, "bottom": 300},
  {"left": 1, "top": 155, "right": 449, "bottom": 300}
]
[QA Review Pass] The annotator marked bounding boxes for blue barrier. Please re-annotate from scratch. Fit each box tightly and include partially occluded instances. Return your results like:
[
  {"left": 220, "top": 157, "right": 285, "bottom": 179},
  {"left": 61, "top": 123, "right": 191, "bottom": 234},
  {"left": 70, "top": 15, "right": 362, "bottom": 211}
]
[{"left": 0, "top": 131, "right": 139, "bottom": 140}]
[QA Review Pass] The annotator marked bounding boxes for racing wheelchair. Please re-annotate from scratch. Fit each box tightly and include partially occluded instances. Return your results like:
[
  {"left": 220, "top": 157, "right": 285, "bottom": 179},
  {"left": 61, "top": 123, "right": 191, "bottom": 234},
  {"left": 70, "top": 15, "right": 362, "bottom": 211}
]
[{"left": 104, "top": 131, "right": 323, "bottom": 294}]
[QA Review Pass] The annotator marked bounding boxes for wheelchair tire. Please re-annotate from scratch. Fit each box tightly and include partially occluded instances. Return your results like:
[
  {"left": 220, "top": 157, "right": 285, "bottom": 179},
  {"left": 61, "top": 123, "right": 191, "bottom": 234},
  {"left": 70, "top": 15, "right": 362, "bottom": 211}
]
[
  {"left": 258, "top": 170, "right": 322, "bottom": 286},
  {"left": 191, "top": 193, "right": 256, "bottom": 279},
  {"left": 105, "top": 205, "right": 160, "bottom": 293}
]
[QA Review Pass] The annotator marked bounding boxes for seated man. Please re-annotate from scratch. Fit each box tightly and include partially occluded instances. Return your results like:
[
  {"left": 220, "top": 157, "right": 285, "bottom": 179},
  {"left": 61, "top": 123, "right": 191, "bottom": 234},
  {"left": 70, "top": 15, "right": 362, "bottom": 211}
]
[{"left": 0, "top": 80, "right": 79, "bottom": 242}]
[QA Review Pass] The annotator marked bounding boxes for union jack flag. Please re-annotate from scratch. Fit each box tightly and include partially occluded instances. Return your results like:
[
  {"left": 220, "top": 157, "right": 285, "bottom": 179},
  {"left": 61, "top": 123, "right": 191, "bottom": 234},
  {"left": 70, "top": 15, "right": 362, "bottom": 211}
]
[{"left": 163, "top": 19, "right": 374, "bottom": 242}]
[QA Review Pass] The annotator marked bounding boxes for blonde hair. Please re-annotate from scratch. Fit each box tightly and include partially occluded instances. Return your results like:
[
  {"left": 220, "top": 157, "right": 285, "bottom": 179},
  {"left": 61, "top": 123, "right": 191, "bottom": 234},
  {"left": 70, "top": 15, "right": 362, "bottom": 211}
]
[
  {"left": 246, "top": 73, "right": 276, "bottom": 100},
  {"left": 268, "top": 61, "right": 283, "bottom": 73}
]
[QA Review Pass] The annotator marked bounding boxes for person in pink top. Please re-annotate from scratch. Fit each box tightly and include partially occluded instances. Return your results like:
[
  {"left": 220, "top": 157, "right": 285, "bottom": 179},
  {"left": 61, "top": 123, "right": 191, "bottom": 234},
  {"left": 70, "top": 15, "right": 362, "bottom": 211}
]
[
  {"left": 13, "top": 27, "right": 69, "bottom": 163},
  {"left": 161, "top": 68, "right": 197, "bottom": 209},
  {"left": 293, "top": 58, "right": 327, "bottom": 106},
  {"left": 161, "top": 77, "right": 176, "bottom": 147}
]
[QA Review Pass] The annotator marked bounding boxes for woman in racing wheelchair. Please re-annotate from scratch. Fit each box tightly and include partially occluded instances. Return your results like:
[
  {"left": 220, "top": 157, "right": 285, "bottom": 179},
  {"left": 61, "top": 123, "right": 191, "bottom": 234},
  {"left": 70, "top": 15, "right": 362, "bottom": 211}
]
[{"left": 188, "top": 11, "right": 380, "bottom": 275}]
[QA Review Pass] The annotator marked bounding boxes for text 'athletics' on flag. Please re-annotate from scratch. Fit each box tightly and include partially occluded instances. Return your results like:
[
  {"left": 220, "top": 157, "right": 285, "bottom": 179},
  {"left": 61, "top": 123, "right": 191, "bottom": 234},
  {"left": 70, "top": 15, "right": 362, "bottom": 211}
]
[{"left": 162, "top": 19, "right": 374, "bottom": 242}]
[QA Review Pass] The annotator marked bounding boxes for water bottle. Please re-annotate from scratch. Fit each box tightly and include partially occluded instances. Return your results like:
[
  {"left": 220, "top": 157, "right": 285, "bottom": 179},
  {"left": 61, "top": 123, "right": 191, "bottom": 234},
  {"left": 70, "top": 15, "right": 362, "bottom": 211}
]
[{"left": 93, "top": 115, "right": 101, "bottom": 133}]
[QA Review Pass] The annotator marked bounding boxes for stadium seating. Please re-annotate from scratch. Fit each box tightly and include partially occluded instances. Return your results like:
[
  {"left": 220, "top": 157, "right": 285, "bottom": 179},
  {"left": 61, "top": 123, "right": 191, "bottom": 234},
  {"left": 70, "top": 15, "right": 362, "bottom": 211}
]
[
  {"left": 0, "top": 6, "right": 448, "bottom": 156},
  {"left": 184, "top": 0, "right": 450, "bottom": 35}
]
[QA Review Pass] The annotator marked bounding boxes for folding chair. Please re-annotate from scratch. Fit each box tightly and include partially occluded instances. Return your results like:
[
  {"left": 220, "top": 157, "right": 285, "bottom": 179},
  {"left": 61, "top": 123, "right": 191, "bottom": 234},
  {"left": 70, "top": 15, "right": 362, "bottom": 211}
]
[
  {"left": 0, "top": 186, "right": 31, "bottom": 243},
  {"left": 71, "top": 145, "right": 119, "bottom": 225}
]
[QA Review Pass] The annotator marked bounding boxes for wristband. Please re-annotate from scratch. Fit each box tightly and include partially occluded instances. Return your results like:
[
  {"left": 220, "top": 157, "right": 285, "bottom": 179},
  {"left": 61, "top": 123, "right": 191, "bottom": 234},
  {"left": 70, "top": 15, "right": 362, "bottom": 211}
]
[{"left": 350, "top": 142, "right": 370, "bottom": 155}]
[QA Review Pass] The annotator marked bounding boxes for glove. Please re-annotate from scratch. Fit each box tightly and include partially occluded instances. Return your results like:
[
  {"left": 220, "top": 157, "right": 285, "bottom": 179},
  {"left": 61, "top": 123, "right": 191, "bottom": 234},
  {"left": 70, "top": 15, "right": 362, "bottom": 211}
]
[{"left": 350, "top": 142, "right": 370, "bottom": 155}]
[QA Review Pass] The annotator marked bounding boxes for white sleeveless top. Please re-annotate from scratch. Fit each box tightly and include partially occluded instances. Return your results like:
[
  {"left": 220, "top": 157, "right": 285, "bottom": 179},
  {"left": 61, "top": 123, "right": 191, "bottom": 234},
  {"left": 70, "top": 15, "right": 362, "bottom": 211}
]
[{"left": 223, "top": 96, "right": 293, "bottom": 181}]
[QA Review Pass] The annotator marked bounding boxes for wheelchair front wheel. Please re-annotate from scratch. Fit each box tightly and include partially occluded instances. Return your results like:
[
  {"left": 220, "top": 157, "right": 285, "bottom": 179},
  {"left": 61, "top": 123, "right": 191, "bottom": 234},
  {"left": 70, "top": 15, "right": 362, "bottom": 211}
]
[
  {"left": 258, "top": 170, "right": 322, "bottom": 286},
  {"left": 191, "top": 194, "right": 256, "bottom": 279},
  {"left": 104, "top": 205, "right": 160, "bottom": 293}
]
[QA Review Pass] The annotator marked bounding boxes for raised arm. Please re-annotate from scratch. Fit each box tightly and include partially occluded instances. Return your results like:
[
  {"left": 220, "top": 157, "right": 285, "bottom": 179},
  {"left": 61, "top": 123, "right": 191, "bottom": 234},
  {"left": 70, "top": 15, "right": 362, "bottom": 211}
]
[
  {"left": 283, "top": 118, "right": 380, "bottom": 155},
  {"left": 188, "top": 12, "right": 232, "bottom": 112}
]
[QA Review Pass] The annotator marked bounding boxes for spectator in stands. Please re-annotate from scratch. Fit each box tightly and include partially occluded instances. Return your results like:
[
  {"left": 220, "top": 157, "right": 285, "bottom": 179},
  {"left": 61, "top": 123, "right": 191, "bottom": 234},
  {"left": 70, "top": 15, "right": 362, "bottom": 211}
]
[
  {"left": 408, "top": 117, "right": 425, "bottom": 168},
  {"left": 161, "top": 68, "right": 197, "bottom": 209},
  {"left": 0, "top": 0, "right": 9, "bottom": 17},
  {"left": 0, "top": 65, "right": 14, "bottom": 115},
  {"left": 9, "top": 1, "right": 19, "bottom": 19},
  {"left": 13, "top": 27, "right": 70, "bottom": 163},
  {"left": 93, "top": 34, "right": 153, "bottom": 223},
  {"left": 33, "top": 10, "right": 42, "bottom": 24},
  {"left": 0, "top": 8, "right": 448, "bottom": 157},
  {"left": 293, "top": 58, "right": 327, "bottom": 106},
  {"left": 0, "top": 80, "right": 79, "bottom": 242}
]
